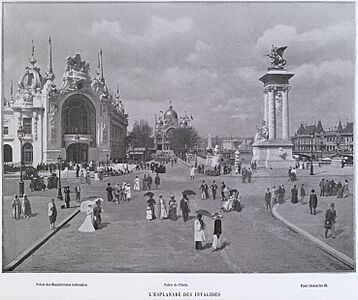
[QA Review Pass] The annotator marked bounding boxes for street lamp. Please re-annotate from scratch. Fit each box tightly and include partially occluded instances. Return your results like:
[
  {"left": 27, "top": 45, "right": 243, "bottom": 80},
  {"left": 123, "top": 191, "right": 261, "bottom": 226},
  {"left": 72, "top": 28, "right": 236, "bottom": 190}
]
[
  {"left": 310, "top": 131, "right": 314, "bottom": 175},
  {"left": 184, "top": 144, "right": 188, "bottom": 162},
  {"left": 106, "top": 153, "right": 109, "bottom": 172},
  {"left": 17, "top": 126, "right": 25, "bottom": 197},
  {"left": 74, "top": 134, "right": 80, "bottom": 164},
  {"left": 194, "top": 143, "right": 198, "bottom": 167},
  {"left": 57, "top": 155, "right": 63, "bottom": 200}
]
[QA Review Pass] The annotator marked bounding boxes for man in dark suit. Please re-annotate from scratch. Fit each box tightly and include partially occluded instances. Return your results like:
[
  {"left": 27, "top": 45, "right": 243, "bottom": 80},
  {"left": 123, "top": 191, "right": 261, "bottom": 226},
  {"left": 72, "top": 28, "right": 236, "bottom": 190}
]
[
  {"left": 265, "top": 188, "right": 271, "bottom": 211},
  {"left": 309, "top": 189, "right": 318, "bottom": 215},
  {"left": 325, "top": 203, "right": 337, "bottom": 238},
  {"left": 212, "top": 215, "right": 222, "bottom": 251},
  {"left": 180, "top": 194, "right": 190, "bottom": 222}
]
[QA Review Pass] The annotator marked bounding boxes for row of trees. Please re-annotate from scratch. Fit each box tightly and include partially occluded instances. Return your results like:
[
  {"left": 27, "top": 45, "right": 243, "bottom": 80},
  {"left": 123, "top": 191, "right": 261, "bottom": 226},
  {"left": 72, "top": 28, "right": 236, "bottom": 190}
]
[{"left": 127, "top": 119, "right": 200, "bottom": 156}]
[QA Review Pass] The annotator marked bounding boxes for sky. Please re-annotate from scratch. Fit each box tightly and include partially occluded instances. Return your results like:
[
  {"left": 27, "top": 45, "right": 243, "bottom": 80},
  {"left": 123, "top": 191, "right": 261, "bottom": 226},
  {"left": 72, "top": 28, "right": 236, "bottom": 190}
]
[{"left": 2, "top": 2, "right": 355, "bottom": 137}]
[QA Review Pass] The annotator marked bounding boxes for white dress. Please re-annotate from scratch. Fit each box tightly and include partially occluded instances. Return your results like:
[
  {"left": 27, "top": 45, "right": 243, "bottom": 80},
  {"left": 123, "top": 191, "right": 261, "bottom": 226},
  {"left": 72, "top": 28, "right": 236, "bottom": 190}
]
[
  {"left": 134, "top": 178, "right": 140, "bottom": 191},
  {"left": 159, "top": 198, "right": 168, "bottom": 219},
  {"left": 78, "top": 207, "right": 95, "bottom": 232}
]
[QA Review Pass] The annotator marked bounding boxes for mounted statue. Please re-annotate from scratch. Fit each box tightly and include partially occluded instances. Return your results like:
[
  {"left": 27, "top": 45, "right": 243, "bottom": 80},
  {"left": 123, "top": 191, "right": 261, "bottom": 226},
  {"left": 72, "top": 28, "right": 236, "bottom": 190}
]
[{"left": 266, "top": 45, "right": 287, "bottom": 69}]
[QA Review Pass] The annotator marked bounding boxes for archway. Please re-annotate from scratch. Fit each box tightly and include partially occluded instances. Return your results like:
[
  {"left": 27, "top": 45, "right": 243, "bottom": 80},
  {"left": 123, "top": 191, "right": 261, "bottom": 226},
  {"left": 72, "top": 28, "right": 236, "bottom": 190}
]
[
  {"left": 66, "top": 143, "right": 88, "bottom": 163},
  {"left": 22, "top": 143, "right": 33, "bottom": 165},
  {"left": 61, "top": 94, "right": 96, "bottom": 147},
  {"left": 4, "top": 144, "right": 13, "bottom": 163}
]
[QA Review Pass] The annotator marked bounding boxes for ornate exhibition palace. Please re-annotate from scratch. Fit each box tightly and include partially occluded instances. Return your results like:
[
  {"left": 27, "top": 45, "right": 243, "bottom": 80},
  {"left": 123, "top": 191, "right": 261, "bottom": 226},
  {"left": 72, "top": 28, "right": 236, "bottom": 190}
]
[{"left": 3, "top": 38, "right": 128, "bottom": 166}]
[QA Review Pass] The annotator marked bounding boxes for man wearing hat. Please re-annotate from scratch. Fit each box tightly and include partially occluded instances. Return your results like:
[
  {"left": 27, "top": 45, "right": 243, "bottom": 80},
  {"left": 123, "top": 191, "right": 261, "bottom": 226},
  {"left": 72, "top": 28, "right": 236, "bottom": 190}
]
[
  {"left": 93, "top": 200, "right": 103, "bottom": 230},
  {"left": 324, "top": 203, "right": 337, "bottom": 238},
  {"left": 212, "top": 213, "right": 222, "bottom": 251}
]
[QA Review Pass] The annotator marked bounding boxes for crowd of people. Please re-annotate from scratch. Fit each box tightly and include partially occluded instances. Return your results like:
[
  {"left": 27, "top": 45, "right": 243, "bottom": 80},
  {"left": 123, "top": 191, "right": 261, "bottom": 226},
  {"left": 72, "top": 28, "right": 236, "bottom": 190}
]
[
  {"left": 319, "top": 178, "right": 350, "bottom": 198},
  {"left": 11, "top": 194, "right": 32, "bottom": 220}
]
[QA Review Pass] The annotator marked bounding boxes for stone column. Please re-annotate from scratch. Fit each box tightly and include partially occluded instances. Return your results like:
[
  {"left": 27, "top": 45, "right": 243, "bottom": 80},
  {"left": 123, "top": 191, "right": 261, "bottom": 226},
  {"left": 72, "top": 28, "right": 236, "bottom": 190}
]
[
  {"left": 281, "top": 88, "right": 289, "bottom": 140},
  {"left": 268, "top": 88, "right": 275, "bottom": 140},
  {"left": 264, "top": 90, "right": 269, "bottom": 125}
]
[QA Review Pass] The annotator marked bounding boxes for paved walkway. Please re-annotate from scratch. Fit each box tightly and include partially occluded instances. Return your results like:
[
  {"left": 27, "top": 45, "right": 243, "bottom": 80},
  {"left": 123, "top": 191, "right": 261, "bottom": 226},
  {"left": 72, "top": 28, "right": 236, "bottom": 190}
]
[
  {"left": 9, "top": 162, "right": 353, "bottom": 273},
  {"left": 276, "top": 194, "right": 354, "bottom": 259}
]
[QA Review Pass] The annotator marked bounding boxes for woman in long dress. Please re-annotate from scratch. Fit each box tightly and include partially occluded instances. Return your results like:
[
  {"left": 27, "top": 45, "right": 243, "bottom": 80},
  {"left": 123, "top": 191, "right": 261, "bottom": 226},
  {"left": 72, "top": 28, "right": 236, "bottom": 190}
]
[
  {"left": 159, "top": 196, "right": 168, "bottom": 219},
  {"left": 168, "top": 196, "right": 177, "bottom": 221},
  {"left": 22, "top": 194, "right": 32, "bottom": 218},
  {"left": 343, "top": 180, "right": 350, "bottom": 198},
  {"left": 212, "top": 213, "right": 222, "bottom": 251},
  {"left": 134, "top": 176, "right": 140, "bottom": 191},
  {"left": 194, "top": 214, "right": 206, "bottom": 252},
  {"left": 125, "top": 184, "right": 131, "bottom": 201},
  {"left": 11, "top": 194, "right": 21, "bottom": 220},
  {"left": 221, "top": 195, "right": 234, "bottom": 212},
  {"left": 146, "top": 197, "right": 156, "bottom": 221},
  {"left": 78, "top": 205, "right": 95, "bottom": 232}
]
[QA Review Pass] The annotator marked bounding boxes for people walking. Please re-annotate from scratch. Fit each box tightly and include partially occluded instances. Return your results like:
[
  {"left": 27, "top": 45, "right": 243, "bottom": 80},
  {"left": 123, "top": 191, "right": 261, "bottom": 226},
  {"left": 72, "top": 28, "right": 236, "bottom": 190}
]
[
  {"left": 265, "top": 188, "right": 272, "bottom": 211},
  {"left": 271, "top": 186, "right": 277, "bottom": 207},
  {"left": 194, "top": 214, "right": 206, "bottom": 252},
  {"left": 11, "top": 194, "right": 21, "bottom": 220},
  {"left": 147, "top": 174, "right": 153, "bottom": 191},
  {"left": 113, "top": 183, "right": 120, "bottom": 204},
  {"left": 146, "top": 196, "right": 156, "bottom": 221},
  {"left": 309, "top": 189, "right": 318, "bottom": 215},
  {"left": 180, "top": 193, "right": 190, "bottom": 222},
  {"left": 64, "top": 186, "right": 71, "bottom": 208},
  {"left": 210, "top": 180, "right": 218, "bottom": 200},
  {"left": 291, "top": 185, "right": 298, "bottom": 204},
  {"left": 343, "top": 180, "right": 350, "bottom": 198},
  {"left": 168, "top": 195, "right": 178, "bottom": 221},
  {"left": 106, "top": 183, "right": 113, "bottom": 202},
  {"left": 200, "top": 180, "right": 209, "bottom": 200},
  {"left": 134, "top": 176, "right": 140, "bottom": 191},
  {"left": 324, "top": 203, "right": 337, "bottom": 238},
  {"left": 125, "top": 184, "right": 131, "bottom": 201},
  {"left": 155, "top": 173, "right": 161, "bottom": 189},
  {"left": 48, "top": 198, "right": 57, "bottom": 229},
  {"left": 212, "top": 213, "right": 222, "bottom": 251},
  {"left": 93, "top": 200, "right": 102, "bottom": 230},
  {"left": 158, "top": 195, "right": 168, "bottom": 219},
  {"left": 75, "top": 185, "right": 81, "bottom": 202},
  {"left": 22, "top": 194, "right": 32, "bottom": 218},
  {"left": 142, "top": 175, "right": 147, "bottom": 191},
  {"left": 190, "top": 165, "right": 195, "bottom": 179},
  {"left": 300, "top": 184, "right": 306, "bottom": 205}
]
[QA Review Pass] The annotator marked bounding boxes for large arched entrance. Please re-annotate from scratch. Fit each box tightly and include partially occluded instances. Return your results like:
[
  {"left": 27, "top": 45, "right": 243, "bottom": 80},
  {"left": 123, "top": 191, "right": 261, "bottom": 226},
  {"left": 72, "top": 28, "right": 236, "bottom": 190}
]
[
  {"left": 4, "top": 144, "right": 13, "bottom": 163},
  {"left": 66, "top": 143, "right": 88, "bottom": 163},
  {"left": 61, "top": 94, "right": 96, "bottom": 149}
]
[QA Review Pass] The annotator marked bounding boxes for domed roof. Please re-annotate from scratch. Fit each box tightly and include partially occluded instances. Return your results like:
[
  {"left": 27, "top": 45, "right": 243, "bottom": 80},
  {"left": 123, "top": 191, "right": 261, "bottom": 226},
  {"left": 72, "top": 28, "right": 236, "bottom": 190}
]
[
  {"left": 164, "top": 105, "right": 178, "bottom": 120},
  {"left": 18, "top": 65, "right": 45, "bottom": 91}
]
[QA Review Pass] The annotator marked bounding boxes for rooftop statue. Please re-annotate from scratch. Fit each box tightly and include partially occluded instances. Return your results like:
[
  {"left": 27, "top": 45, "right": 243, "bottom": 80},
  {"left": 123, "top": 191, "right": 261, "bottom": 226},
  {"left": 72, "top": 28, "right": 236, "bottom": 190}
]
[{"left": 265, "top": 45, "right": 287, "bottom": 69}]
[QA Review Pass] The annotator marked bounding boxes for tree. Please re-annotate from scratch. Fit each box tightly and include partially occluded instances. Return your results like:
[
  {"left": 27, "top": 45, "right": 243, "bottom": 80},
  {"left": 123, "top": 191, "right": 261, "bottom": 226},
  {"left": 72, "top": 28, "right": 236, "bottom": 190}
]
[
  {"left": 127, "top": 119, "right": 154, "bottom": 148},
  {"left": 169, "top": 127, "right": 200, "bottom": 157}
]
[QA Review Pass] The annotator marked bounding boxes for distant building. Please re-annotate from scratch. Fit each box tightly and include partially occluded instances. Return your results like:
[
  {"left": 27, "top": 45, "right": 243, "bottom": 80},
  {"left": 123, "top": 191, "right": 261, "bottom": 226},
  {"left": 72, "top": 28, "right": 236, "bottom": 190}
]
[
  {"left": 292, "top": 120, "right": 353, "bottom": 158},
  {"left": 3, "top": 38, "right": 128, "bottom": 166},
  {"left": 154, "top": 102, "right": 192, "bottom": 151}
]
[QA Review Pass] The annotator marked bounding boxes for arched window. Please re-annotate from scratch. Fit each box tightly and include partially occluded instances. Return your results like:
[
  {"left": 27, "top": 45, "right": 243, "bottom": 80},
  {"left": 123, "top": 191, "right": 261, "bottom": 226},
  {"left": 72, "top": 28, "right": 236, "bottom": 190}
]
[
  {"left": 23, "top": 143, "right": 33, "bottom": 164},
  {"left": 3, "top": 144, "right": 13, "bottom": 162}
]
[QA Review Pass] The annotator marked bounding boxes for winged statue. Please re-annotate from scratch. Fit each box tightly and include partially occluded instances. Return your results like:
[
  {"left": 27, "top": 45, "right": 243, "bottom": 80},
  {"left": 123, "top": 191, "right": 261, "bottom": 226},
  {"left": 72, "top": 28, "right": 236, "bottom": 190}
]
[{"left": 266, "top": 45, "right": 287, "bottom": 69}]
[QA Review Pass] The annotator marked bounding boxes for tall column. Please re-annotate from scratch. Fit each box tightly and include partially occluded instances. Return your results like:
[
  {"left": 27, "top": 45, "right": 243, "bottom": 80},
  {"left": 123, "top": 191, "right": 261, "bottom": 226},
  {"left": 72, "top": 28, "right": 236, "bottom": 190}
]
[
  {"left": 281, "top": 87, "right": 289, "bottom": 140},
  {"left": 268, "top": 88, "right": 276, "bottom": 140},
  {"left": 264, "top": 90, "right": 269, "bottom": 125}
]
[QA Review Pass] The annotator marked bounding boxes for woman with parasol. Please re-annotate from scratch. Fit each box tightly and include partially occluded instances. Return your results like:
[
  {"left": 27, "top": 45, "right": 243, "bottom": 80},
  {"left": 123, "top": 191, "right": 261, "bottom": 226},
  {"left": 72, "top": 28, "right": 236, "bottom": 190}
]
[
  {"left": 145, "top": 192, "right": 156, "bottom": 221},
  {"left": 78, "top": 200, "right": 96, "bottom": 232}
]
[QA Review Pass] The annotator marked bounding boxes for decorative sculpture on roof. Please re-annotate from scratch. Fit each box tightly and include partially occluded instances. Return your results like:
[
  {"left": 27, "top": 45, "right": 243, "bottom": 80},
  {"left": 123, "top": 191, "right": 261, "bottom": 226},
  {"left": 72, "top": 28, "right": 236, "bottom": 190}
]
[
  {"left": 265, "top": 45, "right": 287, "bottom": 69},
  {"left": 255, "top": 121, "right": 269, "bottom": 142},
  {"left": 65, "top": 51, "right": 90, "bottom": 74}
]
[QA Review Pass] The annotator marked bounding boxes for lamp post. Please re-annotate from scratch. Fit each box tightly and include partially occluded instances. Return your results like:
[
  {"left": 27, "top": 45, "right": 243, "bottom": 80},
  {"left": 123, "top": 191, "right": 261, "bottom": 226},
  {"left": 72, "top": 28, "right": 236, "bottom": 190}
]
[
  {"left": 184, "top": 144, "right": 187, "bottom": 162},
  {"left": 57, "top": 155, "right": 63, "bottom": 200},
  {"left": 74, "top": 134, "right": 80, "bottom": 163},
  {"left": 106, "top": 153, "right": 109, "bottom": 172},
  {"left": 194, "top": 143, "right": 198, "bottom": 167},
  {"left": 310, "top": 131, "right": 314, "bottom": 175},
  {"left": 17, "top": 126, "right": 25, "bottom": 197}
]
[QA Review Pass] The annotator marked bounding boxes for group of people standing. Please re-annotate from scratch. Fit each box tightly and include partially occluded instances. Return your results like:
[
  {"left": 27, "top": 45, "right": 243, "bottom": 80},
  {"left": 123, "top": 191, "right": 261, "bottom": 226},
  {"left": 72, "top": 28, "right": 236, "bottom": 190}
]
[
  {"left": 319, "top": 178, "right": 350, "bottom": 198},
  {"left": 11, "top": 194, "right": 32, "bottom": 220},
  {"left": 264, "top": 185, "right": 286, "bottom": 211},
  {"left": 146, "top": 193, "right": 186, "bottom": 222},
  {"left": 106, "top": 182, "right": 131, "bottom": 204},
  {"left": 194, "top": 213, "right": 223, "bottom": 252}
]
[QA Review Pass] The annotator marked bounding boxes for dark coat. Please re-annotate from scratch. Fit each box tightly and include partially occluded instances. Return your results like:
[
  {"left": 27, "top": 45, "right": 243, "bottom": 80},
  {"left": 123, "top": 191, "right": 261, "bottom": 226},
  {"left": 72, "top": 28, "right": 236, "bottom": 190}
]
[
  {"left": 309, "top": 193, "right": 318, "bottom": 207},
  {"left": 265, "top": 192, "right": 271, "bottom": 203},
  {"left": 291, "top": 188, "right": 298, "bottom": 203},
  {"left": 325, "top": 208, "right": 337, "bottom": 229},
  {"left": 214, "top": 219, "right": 222, "bottom": 236},
  {"left": 180, "top": 198, "right": 189, "bottom": 212}
]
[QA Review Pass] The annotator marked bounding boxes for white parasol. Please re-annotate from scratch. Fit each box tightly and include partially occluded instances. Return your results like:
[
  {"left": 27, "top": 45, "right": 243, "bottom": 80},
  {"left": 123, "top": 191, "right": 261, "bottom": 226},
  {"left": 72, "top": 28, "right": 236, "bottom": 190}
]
[{"left": 80, "top": 200, "right": 95, "bottom": 213}]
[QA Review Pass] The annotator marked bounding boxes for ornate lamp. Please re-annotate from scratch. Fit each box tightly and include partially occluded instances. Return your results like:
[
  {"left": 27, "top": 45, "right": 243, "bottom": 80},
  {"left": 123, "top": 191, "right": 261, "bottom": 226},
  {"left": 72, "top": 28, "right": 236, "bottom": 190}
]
[{"left": 17, "top": 126, "right": 25, "bottom": 197}]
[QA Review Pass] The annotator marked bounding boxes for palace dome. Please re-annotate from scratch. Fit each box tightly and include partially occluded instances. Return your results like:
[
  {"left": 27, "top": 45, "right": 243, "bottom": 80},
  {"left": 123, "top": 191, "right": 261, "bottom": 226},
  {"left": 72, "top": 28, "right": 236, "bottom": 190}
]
[
  {"left": 18, "top": 65, "right": 45, "bottom": 91},
  {"left": 164, "top": 105, "right": 178, "bottom": 120}
]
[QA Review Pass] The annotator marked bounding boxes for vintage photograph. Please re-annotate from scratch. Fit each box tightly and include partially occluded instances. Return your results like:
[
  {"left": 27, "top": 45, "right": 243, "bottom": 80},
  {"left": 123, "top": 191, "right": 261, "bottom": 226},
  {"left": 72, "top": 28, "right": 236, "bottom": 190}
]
[{"left": 1, "top": 1, "right": 355, "bottom": 276}]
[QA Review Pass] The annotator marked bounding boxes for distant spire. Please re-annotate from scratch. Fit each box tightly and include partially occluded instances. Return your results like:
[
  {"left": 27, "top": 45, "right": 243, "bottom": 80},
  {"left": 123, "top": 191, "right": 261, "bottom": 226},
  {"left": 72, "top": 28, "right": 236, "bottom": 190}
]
[
  {"left": 97, "top": 52, "right": 101, "bottom": 70},
  {"left": 10, "top": 80, "right": 13, "bottom": 100},
  {"left": 116, "top": 83, "right": 120, "bottom": 99},
  {"left": 207, "top": 133, "right": 213, "bottom": 150},
  {"left": 28, "top": 40, "right": 37, "bottom": 65},
  {"left": 46, "top": 36, "right": 55, "bottom": 81},
  {"left": 100, "top": 49, "right": 104, "bottom": 80}
]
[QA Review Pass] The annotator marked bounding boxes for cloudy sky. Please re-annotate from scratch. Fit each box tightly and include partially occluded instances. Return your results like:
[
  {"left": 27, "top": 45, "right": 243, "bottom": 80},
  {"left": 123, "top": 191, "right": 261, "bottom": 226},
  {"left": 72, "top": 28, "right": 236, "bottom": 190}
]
[{"left": 2, "top": 2, "right": 355, "bottom": 137}]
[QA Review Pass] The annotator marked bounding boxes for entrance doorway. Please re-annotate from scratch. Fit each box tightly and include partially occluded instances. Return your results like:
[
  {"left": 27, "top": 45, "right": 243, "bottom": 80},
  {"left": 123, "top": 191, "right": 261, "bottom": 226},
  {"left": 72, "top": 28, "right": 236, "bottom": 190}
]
[{"left": 66, "top": 143, "right": 88, "bottom": 163}]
